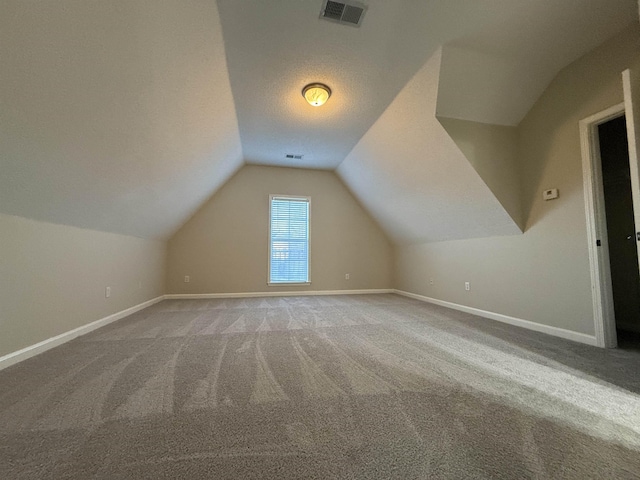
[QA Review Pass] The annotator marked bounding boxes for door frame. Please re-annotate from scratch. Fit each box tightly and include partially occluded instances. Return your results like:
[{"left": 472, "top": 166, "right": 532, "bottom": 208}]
[
  {"left": 579, "top": 102, "right": 625, "bottom": 348},
  {"left": 623, "top": 69, "right": 640, "bottom": 276}
]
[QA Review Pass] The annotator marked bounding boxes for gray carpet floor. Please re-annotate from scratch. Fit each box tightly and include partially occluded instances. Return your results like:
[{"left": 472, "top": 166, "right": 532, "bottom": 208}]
[{"left": 1, "top": 294, "right": 640, "bottom": 479}]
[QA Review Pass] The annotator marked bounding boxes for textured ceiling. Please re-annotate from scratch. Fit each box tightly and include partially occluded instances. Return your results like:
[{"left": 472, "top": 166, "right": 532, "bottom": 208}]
[
  {"left": 0, "top": 0, "right": 242, "bottom": 239},
  {"left": 0, "top": 0, "right": 637, "bottom": 242},
  {"left": 219, "top": 0, "right": 637, "bottom": 168}
]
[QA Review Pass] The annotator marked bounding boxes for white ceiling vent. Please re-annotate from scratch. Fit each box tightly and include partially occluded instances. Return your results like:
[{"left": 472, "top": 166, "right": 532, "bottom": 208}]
[{"left": 320, "top": 0, "right": 366, "bottom": 27}]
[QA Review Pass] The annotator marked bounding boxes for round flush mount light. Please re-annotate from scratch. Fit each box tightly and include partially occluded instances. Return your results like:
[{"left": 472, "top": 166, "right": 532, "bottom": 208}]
[{"left": 302, "top": 83, "right": 331, "bottom": 107}]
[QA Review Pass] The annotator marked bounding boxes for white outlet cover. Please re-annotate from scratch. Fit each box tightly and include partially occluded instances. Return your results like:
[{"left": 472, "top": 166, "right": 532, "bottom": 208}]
[
  {"left": 105, "top": 286, "right": 111, "bottom": 298},
  {"left": 543, "top": 188, "right": 559, "bottom": 201},
  {"left": 184, "top": 275, "right": 190, "bottom": 283}
]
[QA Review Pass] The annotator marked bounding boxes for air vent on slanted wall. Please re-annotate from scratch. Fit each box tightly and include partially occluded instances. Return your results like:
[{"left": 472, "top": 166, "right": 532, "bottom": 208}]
[{"left": 320, "top": 0, "right": 367, "bottom": 27}]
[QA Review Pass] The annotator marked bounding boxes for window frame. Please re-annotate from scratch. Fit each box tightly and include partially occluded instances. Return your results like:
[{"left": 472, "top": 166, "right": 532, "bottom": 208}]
[{"left": 267, "top": 194, "right": 311, "bottom": 286}]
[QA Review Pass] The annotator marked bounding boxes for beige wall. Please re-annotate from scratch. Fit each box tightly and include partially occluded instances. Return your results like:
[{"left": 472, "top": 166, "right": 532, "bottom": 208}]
[
  {"left": 395, "top": 25, "right": 640, "bottom": 336},
  {"left": 0, "top": 213, "right": 166, "bottom": 358},
  {"left": 168, "top": 165, "right": 392, "bottom": 293},
  {"left": 437, "top": 117, "right": 522, "bottom": 230}
]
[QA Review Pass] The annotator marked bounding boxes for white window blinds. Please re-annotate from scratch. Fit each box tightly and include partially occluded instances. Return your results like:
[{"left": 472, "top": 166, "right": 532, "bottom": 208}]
[{"left": 269, "top": 195, "right": 310, "bottom": 284}]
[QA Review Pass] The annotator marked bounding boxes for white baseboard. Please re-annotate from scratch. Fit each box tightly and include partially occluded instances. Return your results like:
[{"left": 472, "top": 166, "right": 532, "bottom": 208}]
[
  {"left": 0, "top": 290, "right": 392, "bottom": 370},
  {"left": 0, "top": 296, "right": 165, "bottom": 371},
  {"left": 394, "top": 289, "right": 599, "bottom": 347},
  {"left": 165, "top": 289, "right": 393, "bottom": 300},
  {"left": 3, "top": 288, "right": 596, "bottom": 371}
]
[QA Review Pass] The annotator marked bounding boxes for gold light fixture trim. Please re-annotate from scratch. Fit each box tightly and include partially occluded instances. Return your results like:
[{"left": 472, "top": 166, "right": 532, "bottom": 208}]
[{"left": 302, "top": 83, "right": 331, "bottom": 107}]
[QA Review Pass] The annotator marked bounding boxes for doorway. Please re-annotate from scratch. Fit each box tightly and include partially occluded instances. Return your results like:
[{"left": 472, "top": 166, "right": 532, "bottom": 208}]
[
  {"left": 598, "top": 115, "right": 640, "bottom": 348},
  {"left": 581, "top": 69, "right": 640, "bottom": 348}
]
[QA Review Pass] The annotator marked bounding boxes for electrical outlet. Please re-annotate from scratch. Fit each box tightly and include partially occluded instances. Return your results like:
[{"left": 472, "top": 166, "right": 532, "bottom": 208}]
[
  {"left": 184, "top": 275, "right": 190, "bottom": 283},
  {"left": 345, "top": 273, "right": 350, "bottom": 280},
  {"left": 465, "top": 282, "right": 470, "bottom": 291},
  {"left": 543, "top": 188, "right": 559, "bottom": 201},
  {"left": 429, "top": 278, "right": 434, "bottom": 285},
  {"left": 105, "top": 286, "right": 111, "bottom": 298}
]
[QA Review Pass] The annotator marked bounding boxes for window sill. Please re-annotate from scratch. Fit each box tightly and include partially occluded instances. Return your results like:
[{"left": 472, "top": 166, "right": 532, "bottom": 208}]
[{"left": 267, "top": 282, "right": 311, "bottom": 286}]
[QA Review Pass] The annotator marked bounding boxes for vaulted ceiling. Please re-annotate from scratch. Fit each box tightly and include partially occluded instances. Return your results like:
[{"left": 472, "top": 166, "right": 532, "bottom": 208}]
[{"left": 1, "top": 0, "right": 637, "bottom": 242}]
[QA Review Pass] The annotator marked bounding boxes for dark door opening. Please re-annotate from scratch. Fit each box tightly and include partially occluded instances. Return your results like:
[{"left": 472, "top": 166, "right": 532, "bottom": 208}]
[{"left": 598, "top": 115, "right": 640, "bottom": 348}]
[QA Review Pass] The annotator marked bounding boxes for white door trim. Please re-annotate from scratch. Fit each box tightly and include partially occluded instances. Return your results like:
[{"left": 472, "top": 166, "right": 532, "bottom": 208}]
[
  {"left": 623, "top": 69, "right": 640, "bottom": 273},
  {"left": 579, "top": 102, "right": 625, "bottom": 348}
]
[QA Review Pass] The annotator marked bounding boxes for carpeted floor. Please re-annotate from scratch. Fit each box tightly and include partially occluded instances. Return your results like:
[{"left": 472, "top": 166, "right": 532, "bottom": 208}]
[{"left": 1, "top": 294, "right": 640, "bottom": 479}]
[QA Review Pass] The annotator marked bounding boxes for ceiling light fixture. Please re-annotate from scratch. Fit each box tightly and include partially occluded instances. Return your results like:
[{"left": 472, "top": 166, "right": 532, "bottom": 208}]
[{"left": 302, "top": 83, "right": 331, "bottom": 107}]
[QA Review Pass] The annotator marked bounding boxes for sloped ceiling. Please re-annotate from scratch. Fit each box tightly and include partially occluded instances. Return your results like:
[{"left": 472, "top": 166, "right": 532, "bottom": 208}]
[
  {"left": 0, "top": 0, "right": 637, "bottom": 242},
  {"left": 337, "top": 50, "right": 522, "bottom": 244},
  {"left": 0, "top": 0, "right": 242, "bottom": 239},
  {"left": 435, "top": 0, "right": 639, "bottom": 125}
]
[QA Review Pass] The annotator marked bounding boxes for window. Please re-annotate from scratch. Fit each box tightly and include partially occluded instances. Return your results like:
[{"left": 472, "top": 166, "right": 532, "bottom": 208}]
[{"left": 269, "top": 195, "right": 310, "bottom": 284}]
